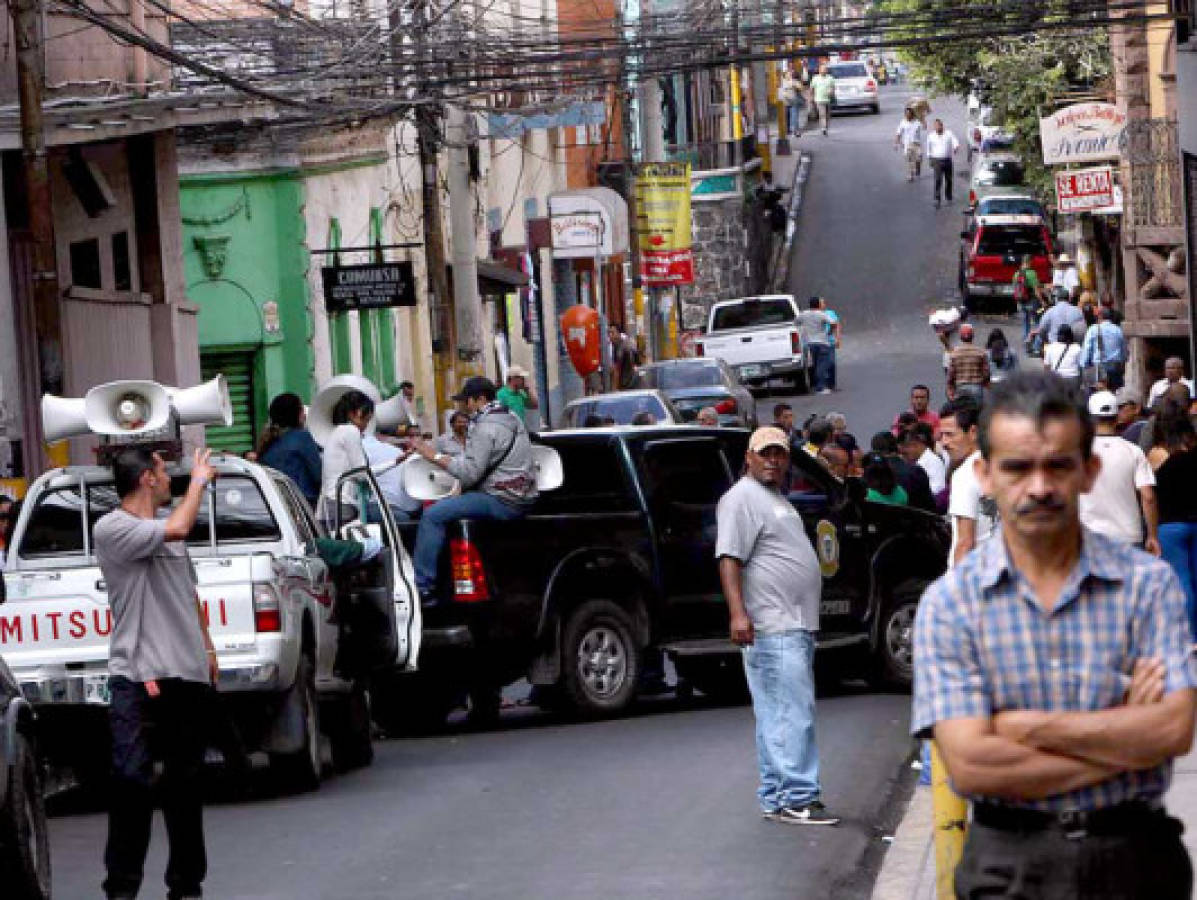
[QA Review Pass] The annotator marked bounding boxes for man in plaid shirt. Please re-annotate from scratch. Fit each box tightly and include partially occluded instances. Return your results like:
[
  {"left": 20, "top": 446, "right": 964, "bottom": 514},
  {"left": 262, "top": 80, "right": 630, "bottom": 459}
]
[{"left": 913, "top": 371, "right": 1197, "bottom": 899}]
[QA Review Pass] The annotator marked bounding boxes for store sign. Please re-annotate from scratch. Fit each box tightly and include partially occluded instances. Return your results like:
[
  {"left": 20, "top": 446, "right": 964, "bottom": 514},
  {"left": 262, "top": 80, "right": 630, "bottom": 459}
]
[
  {"left": 550, "top": 214, "right": 605, "bottom": 256},
  {"left": 1055, "top": 166, "right": 1115, "bottom": 213},
  {"left": 635, "top": 162, "right": 695, "bottom": 286},
  {"left": 321, "top": 262, "right": 416, "bottom": 312},
  {"left": 1039, "top": 102, "right": 1126, "bottom": 165}
]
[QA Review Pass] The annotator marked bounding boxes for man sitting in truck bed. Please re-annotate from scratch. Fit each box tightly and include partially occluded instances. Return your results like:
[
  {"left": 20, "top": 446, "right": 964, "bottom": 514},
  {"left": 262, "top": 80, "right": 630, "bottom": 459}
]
[{"left": 409, "top": 376, "right": 538, "bottom": 607}]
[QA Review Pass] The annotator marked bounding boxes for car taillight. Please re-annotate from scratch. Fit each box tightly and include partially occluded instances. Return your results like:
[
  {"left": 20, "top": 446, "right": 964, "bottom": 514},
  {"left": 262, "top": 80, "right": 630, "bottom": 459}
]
[
  {"left": 714, "top": 398, "right": 737, "bottom": 414},
  {"left": 865, "top": 79, "right": 876, "bottom": 91},
  {"left": 969, "top": 189, "right": 977, "bottom": 206},
  {"left": 695, "top": 342, "right": 704, "bottom": 357},
  {"left": 450, "top": 538, "right": 490, "bottom": 602},
  {"left": 253, "top": 583, "right": 282, "bottom": 633},
  {"left": 790, "top": 331, "right": 801, "bottom": 354}
]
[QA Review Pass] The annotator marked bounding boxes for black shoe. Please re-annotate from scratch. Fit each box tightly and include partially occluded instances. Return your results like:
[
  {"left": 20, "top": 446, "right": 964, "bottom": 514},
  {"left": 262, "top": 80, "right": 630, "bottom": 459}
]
[{"left": 770, "top": 801, "right": 840, "bottom": 826}]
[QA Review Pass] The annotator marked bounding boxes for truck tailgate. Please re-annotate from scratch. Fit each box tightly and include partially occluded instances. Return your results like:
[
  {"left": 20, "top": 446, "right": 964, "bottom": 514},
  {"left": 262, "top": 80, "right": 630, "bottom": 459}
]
[
  {"left": 0, "top": 556, "right": 256, "bottom": 671},
  {"left": 701, "top": 328, "right": 796, "bottom": 366}
]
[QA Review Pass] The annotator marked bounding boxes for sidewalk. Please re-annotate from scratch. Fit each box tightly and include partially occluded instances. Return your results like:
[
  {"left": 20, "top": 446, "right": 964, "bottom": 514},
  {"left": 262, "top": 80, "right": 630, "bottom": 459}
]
[
  {"left": 763, "top": 124, "right": 812, "bottom": 292},
  {"left": 871, "top": 749, "right": 1197, "bottom": 899}
]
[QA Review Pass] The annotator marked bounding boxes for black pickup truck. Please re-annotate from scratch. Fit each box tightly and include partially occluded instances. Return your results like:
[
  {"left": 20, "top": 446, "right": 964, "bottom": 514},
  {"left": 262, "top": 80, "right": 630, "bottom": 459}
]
[{"left": 382, "top": 426, "right": 949, "bottom": 728}]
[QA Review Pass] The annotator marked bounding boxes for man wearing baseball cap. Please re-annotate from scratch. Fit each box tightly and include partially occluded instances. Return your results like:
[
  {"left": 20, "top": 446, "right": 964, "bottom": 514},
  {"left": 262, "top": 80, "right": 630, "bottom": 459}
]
[
  {"left": 946, "top": 323, "right": 990, "bottom": 405},
  {"left": 715, "top": 427, "right": 838, "bottom": 825},
  {"left": 497, "top": 365, "right": 539, "bottom": 422},
  {"left": 1080, "top": 391, "right": 1160, "bottom": 554},
  {"left": 410, "top": 376, "right": 538, "bottom": 607}
]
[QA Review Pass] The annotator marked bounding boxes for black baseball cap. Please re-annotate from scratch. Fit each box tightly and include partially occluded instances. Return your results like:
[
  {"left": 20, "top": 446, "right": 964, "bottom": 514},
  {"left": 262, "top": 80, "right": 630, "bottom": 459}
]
[{"left": 451, "top": 376, "right": 497, "bottom": 401}]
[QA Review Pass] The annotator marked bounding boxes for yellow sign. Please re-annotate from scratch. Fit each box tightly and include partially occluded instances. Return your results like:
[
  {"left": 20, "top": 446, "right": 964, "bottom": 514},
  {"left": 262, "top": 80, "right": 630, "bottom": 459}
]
[
  {"left": 815, "top": 519, "right": 840, "bottom": 578},
  {"left": 634, "top": 162, "right": 694, "bottom": 287}
]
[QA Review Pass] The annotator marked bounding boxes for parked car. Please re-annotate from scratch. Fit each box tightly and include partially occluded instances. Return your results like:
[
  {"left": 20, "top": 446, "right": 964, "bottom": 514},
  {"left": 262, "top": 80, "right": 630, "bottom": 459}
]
[
  {"left": 635, "top": 359, "right": 758, "bottom": 429},
  {"left": 559, "top": 389, "right": 683, "bottom": 428},
  {"left": 0, "top": 570, "right": 51, "bottom": 900},
  {"left": 970, "top": 193, "right": 1048, "bottom": 223},
  {"left": 387, "top": 427, "right": 949, "bottom": 728},
  {"left": 968, "top": 150, "right": 1025, "bottom": 209},
  {"left": 2, "top": 455, "right": 420, "bottom": 793},
  {"left": 695, "top": 294, "right": 810, "bottom": 392},
  {"left": 959, "top": 213, "right": 1053, "bottom": 312},
  {"left": 827, "top": 61, "right": 880, "bottom": 114}
]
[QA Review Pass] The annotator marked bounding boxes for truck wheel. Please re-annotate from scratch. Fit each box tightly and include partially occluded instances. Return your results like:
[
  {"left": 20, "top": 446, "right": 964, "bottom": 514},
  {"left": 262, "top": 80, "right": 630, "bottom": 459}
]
[
  {"left": 370, "top": 674, "right": 458, "bottom": 736},
  {"left": 561, "top": 600, "right": 641, "bottom": 717},
  {"left": 873, "top": 580, "right": 925, "bottom": 690},
  {"left": 791, "top": 368, "right": 809, "bottom": 394},
  {"left": 272, "top": 655, "right": 322, "bottom": 793},
  {"left": 327, "top": 682, "right": 374, "bottom": 773},
  {"left": 0, "top": 732, "right": 51, "bottom": 900}
]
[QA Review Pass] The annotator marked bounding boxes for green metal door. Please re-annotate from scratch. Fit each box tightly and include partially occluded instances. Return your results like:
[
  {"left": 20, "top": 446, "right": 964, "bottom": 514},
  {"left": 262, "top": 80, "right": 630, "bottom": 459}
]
[{"left": 200, "top": 351, "right": 257, "bottom": 454}]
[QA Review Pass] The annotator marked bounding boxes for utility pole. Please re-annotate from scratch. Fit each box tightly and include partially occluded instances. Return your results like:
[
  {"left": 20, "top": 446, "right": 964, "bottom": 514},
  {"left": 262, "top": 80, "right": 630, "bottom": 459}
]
[
  {"left": 617, "top": 2, "right": 650, "bottom": 363},
  {"left": 637, "top": 0, "right": 667, "bottom": 362},
  {"left": 10, "top": 0, "right": 63, "bottom": 475},
  {"left": 446, "top": 102, "right": 483, "bottom": 376}
]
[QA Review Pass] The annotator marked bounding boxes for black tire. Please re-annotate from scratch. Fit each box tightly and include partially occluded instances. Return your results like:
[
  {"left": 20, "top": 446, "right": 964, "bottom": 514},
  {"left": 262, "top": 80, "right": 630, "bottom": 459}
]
[
  {"left": 560, "top": 600, "right": 641, "bottom": 717},
  {"left": 0, "top": 732, "right": 51, "bottom": 900},
  {"left": 871, "top": 103, "right": 881, "bottom": 115},
  {"left": 370, "top": 674, "right": 458, "bottom": 737},
  {"left": 327, "top": 682, "right": 374, "bottom": 773},
  {"left": 272, "top": 655, "right": 322, "bottom": 793},
  {"left": 791, "top": 368, "right": 809, "bottom": 394},
  {"left": 873, "top": 580, "right": 925, "bottom": 689}
]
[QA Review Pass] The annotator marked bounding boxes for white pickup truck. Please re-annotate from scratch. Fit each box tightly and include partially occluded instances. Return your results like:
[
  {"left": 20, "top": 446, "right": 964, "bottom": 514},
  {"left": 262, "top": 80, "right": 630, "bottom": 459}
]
[
  {"left": 0, "top": 455, "right": 421, "bottom": 793},
  {"left": 694, "top": 294, "right": 810, "bottom": 392}
]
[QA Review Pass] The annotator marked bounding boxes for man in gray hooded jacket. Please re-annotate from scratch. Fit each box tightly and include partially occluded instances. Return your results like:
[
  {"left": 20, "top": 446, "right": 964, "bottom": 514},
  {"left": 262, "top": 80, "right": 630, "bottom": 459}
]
[{"left": 411, "top": 376, "right": 538, "bottom": 606}]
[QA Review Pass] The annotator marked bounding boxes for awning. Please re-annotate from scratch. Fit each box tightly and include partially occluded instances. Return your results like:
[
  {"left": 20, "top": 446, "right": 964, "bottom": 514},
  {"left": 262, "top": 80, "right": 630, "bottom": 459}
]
[
  {"left": 547, "top": 187, "right": 630, "bottom": 259},
  {"left": 448, "top": 258, "right": 529, "bottom": 297}
]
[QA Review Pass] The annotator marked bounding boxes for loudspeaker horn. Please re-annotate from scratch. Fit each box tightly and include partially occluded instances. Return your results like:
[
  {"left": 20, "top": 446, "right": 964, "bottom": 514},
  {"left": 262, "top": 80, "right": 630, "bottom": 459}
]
[
  {"left": 167, "top": 376, "right": 233, "bottom": 427},
  {"left": 41, "top": 394, "right": 89, "bottom": 443},
  {"left": 532, "top": 445, "right": 563, "bottom": 492},
  {"left": 308, "top": 375, "right": 381, "bottom": 447},
  {"left": 401, "top": 455, "right": 461, "bottom": 501},
  {"left": 84, "top": 380, "right": 172, "bottom": 438},
  {"left": 375, "top": 393, "right": 412, "bottom": 433}
]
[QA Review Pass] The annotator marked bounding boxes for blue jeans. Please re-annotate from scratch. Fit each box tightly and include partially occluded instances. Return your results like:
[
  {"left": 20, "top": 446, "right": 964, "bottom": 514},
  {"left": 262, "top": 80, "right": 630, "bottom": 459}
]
[
  {"left": 1160, "top": 522, "right": 1197, "bottom": 641},
  {"left": 414, "top": 492, "right": 523, "bottom": 594},
  {"left": 786, "top": 102, "right": 802, "bottom": 135},
  {"left": 1019, "top": 303, "right": 1036, "bottom": 341},
  {"left": 742, "top": 630, "right": 821, "bottom": 812},
  {"left": 808, "top": 343, "right": 832, "bottom": 391}
]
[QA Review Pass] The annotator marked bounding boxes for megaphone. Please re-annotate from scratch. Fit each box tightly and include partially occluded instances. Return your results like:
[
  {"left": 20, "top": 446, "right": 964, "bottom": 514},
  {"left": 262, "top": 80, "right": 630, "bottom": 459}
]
[
  {"left": 85, "top": 380, "right": 171, "bottom": 437},
  {"left": 375, "top": 393, "right": 413, "bottom": 433},
  {"left": 401, "top": 455, "right": 461, "bottom": 501},
  {"left": 41, "top": 394, "right": 89, "bottom": 443},
  {"left": 531, "top": 445, "right": 563, "bottom": 492},
  {"left": 309, "top": 375, "right": 382, "bottom": 447},
  {"left": 167, "top": 376, "right": 233, "bottom": 427}
]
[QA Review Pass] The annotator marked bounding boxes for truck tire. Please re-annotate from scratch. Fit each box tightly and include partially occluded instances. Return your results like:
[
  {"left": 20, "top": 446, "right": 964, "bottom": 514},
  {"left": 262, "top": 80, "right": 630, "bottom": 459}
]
[
  {"left": 370, "top": 673, "right": 458, "bottom": 736},
  {"left": 791, "top": 367, "right": 809, "bottom": 394},
  {"left": 272, "top": 655, "right": 322, "bottom": 793},
  {"left": 0, "top": 732, "right": 51, "bottom": 900},
  {"left": 873, "top": 579, "right": 925, "bottom": 690},
  {"left": 561, "top": 600, "right": 641, "bottom": 717},
  {"left": 327, "top": 682, "right": 374, "bottom": 773}
]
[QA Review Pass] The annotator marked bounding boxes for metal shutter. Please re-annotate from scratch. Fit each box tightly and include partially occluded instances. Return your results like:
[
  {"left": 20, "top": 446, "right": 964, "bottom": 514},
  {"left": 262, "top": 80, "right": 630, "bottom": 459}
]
[{"left": 200, "top": 352, "right": 256, "bottom": 454}]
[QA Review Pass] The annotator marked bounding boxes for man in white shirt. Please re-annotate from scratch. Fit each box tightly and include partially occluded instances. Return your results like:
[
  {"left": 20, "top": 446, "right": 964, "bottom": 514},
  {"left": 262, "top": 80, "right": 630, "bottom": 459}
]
[
  {"left": 925, "top": 119, "right": 960, "bottom": 208},
  {"left": 1080, "top": 391, "right": 1160, "bottom": 552},
  {"left": 1146, "top": 356, "right": 1195, "bottom": 410},
  {"left": 362, "top": 434, "right": 423, "bottom": 521},
  {"left": 894, "top": 107, "right": 924, "bottom": 181},
  {"left": 899, "top": 423, "right": 946, "bottom": 496},
  {"left": 1050, "top": 253, "right": 1081, "bottom": 296},
  {"left": 940, "top": 400, "right": 997, "bottom": 566}
]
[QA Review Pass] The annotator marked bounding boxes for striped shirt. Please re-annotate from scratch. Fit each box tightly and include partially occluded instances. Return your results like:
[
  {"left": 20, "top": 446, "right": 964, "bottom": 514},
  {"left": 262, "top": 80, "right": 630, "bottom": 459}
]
[{"left": 912, "top": 529, "right": 1197, "bottom": 812}]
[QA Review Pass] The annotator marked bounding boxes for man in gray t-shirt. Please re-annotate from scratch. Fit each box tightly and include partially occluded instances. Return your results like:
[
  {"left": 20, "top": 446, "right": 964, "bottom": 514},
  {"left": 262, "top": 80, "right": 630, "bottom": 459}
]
[
  {"left": 94, "top": 447, "right": 216, "bottom": 900},
  {"left": 796, "top": 297, "right": 834, "bottom": 394},
  {"left": 716, "top": 427, "right": 837, "bottom": 825}
]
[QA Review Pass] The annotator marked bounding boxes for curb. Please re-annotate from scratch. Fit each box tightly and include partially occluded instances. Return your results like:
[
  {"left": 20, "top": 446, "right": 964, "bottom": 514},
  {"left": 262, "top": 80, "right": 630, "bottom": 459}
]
[
  {"left": 769, "top": 151, "right": 812, "bottom": 293},
  {"left": 870, "top": 783, "right": 935, "bottom": 900}
]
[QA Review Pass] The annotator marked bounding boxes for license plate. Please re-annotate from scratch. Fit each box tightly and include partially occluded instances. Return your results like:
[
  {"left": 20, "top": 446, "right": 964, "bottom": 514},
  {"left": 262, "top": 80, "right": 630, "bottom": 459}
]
[
  {"left": 740, "top": 365, "right": 763, "bottom": 378},
  {"left": 820, "top": 599, "right": 851, "bottom": 616},
  {"left": 84, "top": 673, "right": 111, "bottom": 705}
]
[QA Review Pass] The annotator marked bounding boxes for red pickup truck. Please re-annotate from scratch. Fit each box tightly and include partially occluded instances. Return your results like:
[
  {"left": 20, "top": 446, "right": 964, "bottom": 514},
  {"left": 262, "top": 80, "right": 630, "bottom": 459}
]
[{"left": 958, "top": 214, "right": 1053, "bottom": 312}]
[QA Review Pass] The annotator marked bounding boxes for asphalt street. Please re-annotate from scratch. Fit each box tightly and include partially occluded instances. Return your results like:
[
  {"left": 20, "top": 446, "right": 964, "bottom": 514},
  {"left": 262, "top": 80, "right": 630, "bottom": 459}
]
[{"left": 46, "top": 84, "right": 952, "bottom": 900}]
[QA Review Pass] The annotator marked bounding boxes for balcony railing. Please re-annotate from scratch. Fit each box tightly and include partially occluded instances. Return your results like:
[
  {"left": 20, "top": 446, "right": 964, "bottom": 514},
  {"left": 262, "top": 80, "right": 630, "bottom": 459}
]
[{"left": 1127, "top": 118, "right": 1183, "bottom": 231}]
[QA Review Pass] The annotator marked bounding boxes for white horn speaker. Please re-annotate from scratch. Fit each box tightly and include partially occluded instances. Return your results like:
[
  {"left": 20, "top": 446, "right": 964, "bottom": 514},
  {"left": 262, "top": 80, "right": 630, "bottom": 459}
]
[
  {"left": 309, "top": 374, "right": 381, "bottom": 447},
  {"left": 167, "top": 376, "right": 233, "bottom": 427},
  {"left": 374, "top": 393, "right": 410, "bottom": 433},
  {"left": 84, "top": 380, "right": 172, "bottom": 437},
  {"left": 532, "top": 445, "right": 563, "bottom": 492},
  {"left": 401, "top": 456, "right": 461, "bottom": 501},
  {"left": 41, "top": 394, "right": 89, "bottom": 443}
]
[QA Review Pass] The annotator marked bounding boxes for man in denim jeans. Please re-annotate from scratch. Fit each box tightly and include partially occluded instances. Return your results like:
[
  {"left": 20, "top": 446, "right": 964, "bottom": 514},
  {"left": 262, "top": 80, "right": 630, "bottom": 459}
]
[
  {"left": 797, "top": 297, "right": 834, "bottom": 394},
  {"left": 715, "top": 427, "right": 839, "bottom": 825}
]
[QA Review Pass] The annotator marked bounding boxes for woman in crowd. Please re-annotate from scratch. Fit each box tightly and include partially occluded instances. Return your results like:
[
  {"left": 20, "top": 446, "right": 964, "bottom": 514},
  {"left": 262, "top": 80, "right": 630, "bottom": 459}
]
[
  {"left": 1042, "top": 323, "right": 1082, "bottom": 393},
  {"left": 257, "top": 392, "right": 323, "bottom": 508},
  {"left": 1155, "top": 416, "right": 1197, "bottom": 641},
  {"left": 320, "top": 390, "right": 374, "bottom": 524},
  {"left": 1147, "top": 397, "right": 1193, "bottom": 471},
  {"left": 985, "top": 329, "right": 1018, "bottom": 382}
]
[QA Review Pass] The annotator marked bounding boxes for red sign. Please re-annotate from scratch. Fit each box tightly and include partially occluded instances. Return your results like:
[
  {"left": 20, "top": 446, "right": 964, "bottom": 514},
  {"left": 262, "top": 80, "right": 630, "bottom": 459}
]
[
  {"left": 640, "top": 249, "right": 695, "bottom": 285},
  {"left": 1055, "top": 166, "right": 1115, "bottom": 213}
]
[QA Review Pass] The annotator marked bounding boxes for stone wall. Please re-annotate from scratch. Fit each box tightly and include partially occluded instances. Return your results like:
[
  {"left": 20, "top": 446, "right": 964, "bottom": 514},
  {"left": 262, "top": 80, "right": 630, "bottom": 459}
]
[{"left": 680, "top": 195, "right": 752, "bottom": 330}]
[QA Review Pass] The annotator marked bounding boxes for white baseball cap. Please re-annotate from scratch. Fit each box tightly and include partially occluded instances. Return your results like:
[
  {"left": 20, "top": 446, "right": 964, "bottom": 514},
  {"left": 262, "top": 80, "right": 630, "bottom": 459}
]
[{"left": 1087, "top": 390, "right": 1117, "bottom": 418}]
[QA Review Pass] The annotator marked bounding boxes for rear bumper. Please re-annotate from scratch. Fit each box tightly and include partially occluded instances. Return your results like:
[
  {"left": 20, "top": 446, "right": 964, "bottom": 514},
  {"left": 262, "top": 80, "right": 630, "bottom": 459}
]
[
  {"left": 966, "top": 281, "right": 1015, "bottom": 298},
  {"left": 832, "top": 96, "right": 877, "bottom": 108},
  {"left": 736, "top": 358, "right": 806, "bottom": 381},
  {"left": 18, "top": 662, "right": 283, "bottom": 706}
]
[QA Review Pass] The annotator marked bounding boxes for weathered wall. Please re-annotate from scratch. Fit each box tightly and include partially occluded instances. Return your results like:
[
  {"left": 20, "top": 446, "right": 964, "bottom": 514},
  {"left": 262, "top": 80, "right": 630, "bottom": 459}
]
[{"left": 680, "top": 196, "right": 751, "bottom": 330}]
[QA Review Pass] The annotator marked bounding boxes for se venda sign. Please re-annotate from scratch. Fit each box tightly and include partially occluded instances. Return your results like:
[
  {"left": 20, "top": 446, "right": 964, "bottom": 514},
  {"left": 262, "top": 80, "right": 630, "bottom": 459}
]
[
  {"left": 1055, "top": 166, "right": 1115, "bottom": 213},
  {"left": 1039, "top": 102, "right": 1126, "bottom": 166}
]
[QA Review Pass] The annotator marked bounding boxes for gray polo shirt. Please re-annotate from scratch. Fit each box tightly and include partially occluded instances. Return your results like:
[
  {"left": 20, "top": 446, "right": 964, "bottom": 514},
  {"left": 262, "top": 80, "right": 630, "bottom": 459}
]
[
  {"left": 715, "top": 477, "right": 821, "bottom": 633},
  {"left": 796, "top": 309, "right": 831, "bottom": 346},
  {"left": 94, "top": 509, "right": 209, "bottom": 684}
]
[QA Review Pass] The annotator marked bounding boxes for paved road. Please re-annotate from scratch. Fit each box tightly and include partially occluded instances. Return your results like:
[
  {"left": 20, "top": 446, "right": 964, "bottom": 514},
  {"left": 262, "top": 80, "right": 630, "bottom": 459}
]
[{"left": 47, "top": 86, "right": 943, "bottom": 900}]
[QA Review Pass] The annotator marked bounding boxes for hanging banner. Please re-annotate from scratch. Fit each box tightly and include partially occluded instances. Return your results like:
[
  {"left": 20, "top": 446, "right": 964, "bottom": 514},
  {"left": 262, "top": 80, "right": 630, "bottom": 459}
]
[
  {"left": 322, "top": 262, "right": 417, "bottom": 312},
  {"left": 1039, "top": 102, "right": 1126, "bottom": 166},
  {"left": 1055, "top": 166, "right": 1115, "bottom": 213},
  {"left": 634, "top": 162, "right": 695, "bottom": 286}
]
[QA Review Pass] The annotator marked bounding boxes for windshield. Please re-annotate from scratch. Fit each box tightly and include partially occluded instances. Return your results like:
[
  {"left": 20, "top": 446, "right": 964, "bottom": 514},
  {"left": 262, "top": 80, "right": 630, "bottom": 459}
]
[
  {"left": 978, "top": 197, "right": 1043, "bottom": 218},
  {"left": 639, "top": 363, "right": 723, "bottom": 390},
  {"left": 976, "top": 225, "right": 1046, "bottom": 258},
  {"left": 829, "top": 64, "right": 868, "bottom": 78},
  {"left": 710, "top": 299, "right": 795, "bottom": 331},
  {"left": 975, "top": 160, "right": 1025, "bottom": 186}
]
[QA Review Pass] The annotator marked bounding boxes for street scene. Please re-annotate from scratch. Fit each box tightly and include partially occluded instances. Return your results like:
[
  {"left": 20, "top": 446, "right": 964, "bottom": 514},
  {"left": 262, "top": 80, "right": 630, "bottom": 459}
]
[{"left": 0, "top": 2, "right": 1196, "bottom": 900}]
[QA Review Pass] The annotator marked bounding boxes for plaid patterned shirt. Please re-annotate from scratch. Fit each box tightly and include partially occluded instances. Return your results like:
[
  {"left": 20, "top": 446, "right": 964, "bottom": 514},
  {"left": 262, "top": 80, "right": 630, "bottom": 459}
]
[
  {"left": 947, "top": 345, "right": 990, "bottom": 389},
  {"left": 912, "top": 528, "right": 1197, "bottom": 812}
]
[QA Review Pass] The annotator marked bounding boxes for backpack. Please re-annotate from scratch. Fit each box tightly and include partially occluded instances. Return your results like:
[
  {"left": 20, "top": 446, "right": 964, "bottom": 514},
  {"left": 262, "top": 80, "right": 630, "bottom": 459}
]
[{"left": 1013, "top": 268, "right": 1030, "bottom": 304}]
